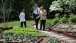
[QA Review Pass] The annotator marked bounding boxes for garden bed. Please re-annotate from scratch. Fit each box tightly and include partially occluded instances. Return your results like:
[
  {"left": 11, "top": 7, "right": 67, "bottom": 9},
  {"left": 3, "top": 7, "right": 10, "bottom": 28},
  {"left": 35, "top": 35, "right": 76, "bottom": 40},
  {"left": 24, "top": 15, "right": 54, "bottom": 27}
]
[
  {"left": 0, "top": 28, "right": 47, "bottom": 43},
  {"left": 0, "top": 26, "right": 13, "bottom": 31},
  {"left": 48, "top": 23, "right": 76, "bottom": 32},
  {"left": 47, "top": 37, "right": 61, "bottom": 43},
  {"left": 47, "top": 23, "right": 76, "bottom": 39},
  {"left": 63, "top": 32, "right": 76, "bottom": 39},
  {"left": 0, "top": 26, "right": 13, "bottom": 33},
  {"left": 0, "top": 36, "right": 45, "bottom": 43},
  {"left": 48, "top": 27, "right": 73, "bottom": 34}
]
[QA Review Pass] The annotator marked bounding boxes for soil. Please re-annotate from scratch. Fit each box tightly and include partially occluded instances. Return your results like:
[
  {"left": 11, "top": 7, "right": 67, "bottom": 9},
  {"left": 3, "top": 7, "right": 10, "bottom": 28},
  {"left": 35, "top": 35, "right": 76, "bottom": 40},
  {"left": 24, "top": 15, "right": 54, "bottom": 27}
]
[
  {"left": 31, "top": 24, "right": 76, "bottom": 43},
  {"left": 40, "top": 37, "right": 49, "bottom": 43},
  {"left": 51, "top": 23, "right": 76, "bottom": 33}
]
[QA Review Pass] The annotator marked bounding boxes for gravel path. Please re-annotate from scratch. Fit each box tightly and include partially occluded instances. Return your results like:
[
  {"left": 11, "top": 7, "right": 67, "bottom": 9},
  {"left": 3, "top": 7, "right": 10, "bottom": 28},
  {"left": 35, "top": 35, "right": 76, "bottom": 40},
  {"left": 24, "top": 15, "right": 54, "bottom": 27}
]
[
  {"left": 31, "top": 24, "right": 76, "bottom": 43},
  {"left": 39, "top": 31, "right": 76, "bottom": 43}
]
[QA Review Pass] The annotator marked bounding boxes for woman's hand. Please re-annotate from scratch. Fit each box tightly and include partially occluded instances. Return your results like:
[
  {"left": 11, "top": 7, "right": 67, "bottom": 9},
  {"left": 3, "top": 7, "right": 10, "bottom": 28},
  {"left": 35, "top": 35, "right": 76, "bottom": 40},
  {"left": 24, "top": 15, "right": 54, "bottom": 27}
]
[{"left": 36, "top": 17, "right": 38, "bottom": 19}]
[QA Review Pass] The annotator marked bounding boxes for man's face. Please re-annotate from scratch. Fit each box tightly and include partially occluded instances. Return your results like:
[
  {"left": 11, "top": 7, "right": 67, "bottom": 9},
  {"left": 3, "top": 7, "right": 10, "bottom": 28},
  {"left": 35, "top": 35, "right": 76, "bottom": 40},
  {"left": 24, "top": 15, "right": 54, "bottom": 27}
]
[{"left": 35, "top": 5, "right": 38, "bottom": 8}]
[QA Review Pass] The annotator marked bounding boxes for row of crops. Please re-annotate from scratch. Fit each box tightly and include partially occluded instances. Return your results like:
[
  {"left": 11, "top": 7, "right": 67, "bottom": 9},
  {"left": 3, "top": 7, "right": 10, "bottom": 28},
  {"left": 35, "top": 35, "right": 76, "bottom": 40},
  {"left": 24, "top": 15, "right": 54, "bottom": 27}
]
[
  {"left": 48, "top": 38, "right": 60, "bottom": 43},
  {"left": 0, "top": 28, "right": 62, "bottom": 43},
  {"left": 0, "top": 28, "right": 46, "bottom": 42},
  {"left": 3, "top": 28, "right": 46, "bottom": 36}
]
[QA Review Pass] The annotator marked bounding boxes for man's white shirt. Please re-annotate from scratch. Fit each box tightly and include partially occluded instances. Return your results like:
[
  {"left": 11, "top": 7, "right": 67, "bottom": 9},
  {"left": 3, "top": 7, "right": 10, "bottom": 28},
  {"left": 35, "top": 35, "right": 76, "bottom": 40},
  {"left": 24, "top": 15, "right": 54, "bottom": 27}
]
[
  {"left": 33, "top": 7, "right": 40, "bottom": 15},
  {"left": 19, "top": 12, "right": 26, "bottom": 22}
]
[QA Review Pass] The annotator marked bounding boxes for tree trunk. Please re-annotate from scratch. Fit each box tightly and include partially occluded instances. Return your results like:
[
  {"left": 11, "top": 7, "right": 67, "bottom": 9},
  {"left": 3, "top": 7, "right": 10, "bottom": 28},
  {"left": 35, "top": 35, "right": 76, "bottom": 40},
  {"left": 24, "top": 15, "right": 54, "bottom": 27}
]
[{"left": 2, "top": 0, "right": 7, "bottom": 28}]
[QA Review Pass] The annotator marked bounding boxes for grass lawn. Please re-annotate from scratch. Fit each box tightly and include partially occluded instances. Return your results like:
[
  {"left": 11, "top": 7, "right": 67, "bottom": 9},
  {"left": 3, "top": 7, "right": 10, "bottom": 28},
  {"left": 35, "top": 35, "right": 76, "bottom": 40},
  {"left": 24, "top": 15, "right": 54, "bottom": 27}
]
[
  {"left": 46, "top": 19, "right": 53, "bottom": 27},
  {"left": 0, "top": 19, "right": 53, "bottom": 28},
  {"left": 0, "top": 20, "right": 35, "bottom": 27}
]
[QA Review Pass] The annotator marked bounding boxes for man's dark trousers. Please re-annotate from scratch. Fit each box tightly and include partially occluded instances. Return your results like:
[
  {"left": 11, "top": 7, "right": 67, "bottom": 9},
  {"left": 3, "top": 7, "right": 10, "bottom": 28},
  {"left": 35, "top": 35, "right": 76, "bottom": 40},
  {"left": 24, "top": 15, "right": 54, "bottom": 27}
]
[{"left": 33, "top": 14, "right": 39, "bottom": 29}]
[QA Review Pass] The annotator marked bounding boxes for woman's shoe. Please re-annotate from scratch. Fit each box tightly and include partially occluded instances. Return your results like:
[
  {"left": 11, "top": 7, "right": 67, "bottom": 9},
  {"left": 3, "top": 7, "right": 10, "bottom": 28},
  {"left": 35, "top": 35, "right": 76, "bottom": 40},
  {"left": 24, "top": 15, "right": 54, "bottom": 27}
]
[
  {"left": 39, "top": 29, "right": 41, "bottom": 30},
  {"left": 43, "top": 29, "right": 46, "bottom": 31}
]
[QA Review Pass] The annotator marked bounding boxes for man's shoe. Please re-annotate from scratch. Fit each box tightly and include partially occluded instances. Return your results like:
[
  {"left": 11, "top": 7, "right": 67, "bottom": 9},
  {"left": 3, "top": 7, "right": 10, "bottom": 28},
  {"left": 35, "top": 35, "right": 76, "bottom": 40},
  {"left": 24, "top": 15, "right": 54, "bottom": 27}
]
[{"left": 36, "top": 27, "right": 38, "bottom": 29}]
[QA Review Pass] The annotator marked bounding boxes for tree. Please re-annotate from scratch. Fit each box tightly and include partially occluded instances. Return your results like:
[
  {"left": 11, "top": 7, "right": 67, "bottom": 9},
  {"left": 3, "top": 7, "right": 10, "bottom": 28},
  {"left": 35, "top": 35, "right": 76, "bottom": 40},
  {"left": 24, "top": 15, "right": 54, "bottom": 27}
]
[
  {"left": 34, "top": 0, "right": 54, "bottom": 18},
  {"left": 11, "top": 0, "right": 35, "bottom": 20},
  {"left": 49, "top": 0, "right": 76, "bottom": 13},
  {"left": 0, "top": 0, "right": 13, "bottom": 27},
  {"left": 0, "top": 0, "right": 55, "bottom": 21}
]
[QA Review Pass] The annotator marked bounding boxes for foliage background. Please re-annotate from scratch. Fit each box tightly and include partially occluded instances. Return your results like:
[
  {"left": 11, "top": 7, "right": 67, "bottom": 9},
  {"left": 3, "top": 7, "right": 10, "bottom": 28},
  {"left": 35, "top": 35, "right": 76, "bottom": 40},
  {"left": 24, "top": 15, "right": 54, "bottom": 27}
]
[
  {"left": 0, "top": 0, "right": 76, "bottom": 22},
  {"left": 0, "top": 0, "right": 54, "bottom": 21}
]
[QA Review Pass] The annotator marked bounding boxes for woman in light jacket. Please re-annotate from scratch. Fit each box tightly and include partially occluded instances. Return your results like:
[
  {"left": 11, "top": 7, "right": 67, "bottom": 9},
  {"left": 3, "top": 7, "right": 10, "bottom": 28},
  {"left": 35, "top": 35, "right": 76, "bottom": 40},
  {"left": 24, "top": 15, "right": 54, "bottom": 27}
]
[
  {"left": 36, "top": 6, "right": 47, "bottom": 30},
  {"left": 19, "top": 9, "right": 26, "bottom": 27}
]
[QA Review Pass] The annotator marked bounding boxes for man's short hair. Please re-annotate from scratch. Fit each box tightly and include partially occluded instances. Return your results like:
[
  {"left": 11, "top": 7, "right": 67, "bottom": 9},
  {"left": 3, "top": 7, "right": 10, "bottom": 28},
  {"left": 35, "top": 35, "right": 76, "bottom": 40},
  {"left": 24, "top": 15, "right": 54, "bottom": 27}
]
[{"left": 35, "top": 4, "right": 38, "bottom": 6}]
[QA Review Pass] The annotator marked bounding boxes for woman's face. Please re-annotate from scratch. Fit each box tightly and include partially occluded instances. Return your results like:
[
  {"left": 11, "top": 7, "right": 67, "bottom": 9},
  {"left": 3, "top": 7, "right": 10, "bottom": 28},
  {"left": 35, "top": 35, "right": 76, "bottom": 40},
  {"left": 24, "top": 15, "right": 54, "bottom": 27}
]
[
  {"left": 40, "top": 7, "right": 42, "bottom": 10},
  {"left": 22, "top": 9, "right": 25, "bottom": 12},
  {"left": 40, "top": 6, "right": 44, "bottom": 10}
]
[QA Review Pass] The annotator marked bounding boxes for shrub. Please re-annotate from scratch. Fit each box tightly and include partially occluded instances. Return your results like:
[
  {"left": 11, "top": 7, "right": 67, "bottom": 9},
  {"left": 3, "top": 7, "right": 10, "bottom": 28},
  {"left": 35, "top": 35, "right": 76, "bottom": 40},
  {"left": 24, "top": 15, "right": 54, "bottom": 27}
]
[
  {"left": 52, "top": 13, "right": 60, "bottom": 24},
  {"left": 60, "top": 15, "right": 68, "bottom": 23},
  {"left": 55, "top": 13, "right": 60, "bottom": 18},
  {"left": 69, "top": 14, "right": 76, "bottom": 23},
  {"left": 46, "top": 19, "right": 53, "bottom": 27},
  {"left": 52, "top": 18, "right": 60, "bottom": 24}
]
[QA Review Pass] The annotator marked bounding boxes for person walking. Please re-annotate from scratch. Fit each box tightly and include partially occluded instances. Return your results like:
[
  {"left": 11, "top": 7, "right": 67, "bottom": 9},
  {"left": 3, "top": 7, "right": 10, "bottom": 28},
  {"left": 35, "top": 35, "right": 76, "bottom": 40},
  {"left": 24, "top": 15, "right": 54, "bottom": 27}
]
[
  {"left": 19, "top": 9, "right": 26, "bottom": 27},
  {"left": 33, "top": 4, "right": 40, "bottom": 30},
  {"left": 36, "top": 6, "right": 47, "bottom": 31}
]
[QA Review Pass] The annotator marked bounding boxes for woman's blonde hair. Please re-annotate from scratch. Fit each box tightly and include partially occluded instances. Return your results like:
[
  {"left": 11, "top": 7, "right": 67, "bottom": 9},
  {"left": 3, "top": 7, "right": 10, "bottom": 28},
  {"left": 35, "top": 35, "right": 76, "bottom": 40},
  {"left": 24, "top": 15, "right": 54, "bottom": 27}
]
[{"left": 41, "top": 6, "right": 44, "bottom": 9}]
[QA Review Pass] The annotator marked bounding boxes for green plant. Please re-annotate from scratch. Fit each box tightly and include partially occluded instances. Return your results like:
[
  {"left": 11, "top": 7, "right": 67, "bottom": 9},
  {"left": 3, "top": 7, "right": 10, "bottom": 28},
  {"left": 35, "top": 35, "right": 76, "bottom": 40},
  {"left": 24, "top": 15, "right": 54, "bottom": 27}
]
[
  {"left": 0, "top": 28, "right": 46, "bottom": 42},
  {"left": 55, "top": 13, "right": 60, "bottom": 18},
  {"left": 4, "top": 28, "right": 46, "bottom": 36},
  {"left": 48, "top": 38, "right": 60, "bottom": 43},
  {"left": 64, "top": 28, "right": 67, "bottom": 33},
  {"left": 57, "top": 26, "right": 62, "bottom": 31},
  {"left": 52, "top": 13, "right": 60, "bottom": 24},
  {"left": 60, "top": 15, "right": 68, "bottom": 23},
  {"left": 53, "top": 18, "right": 60, "bottom": 24},
  {"left": 48, "top": 38, "right": 53, "bottom": 43},
  {"left": 53, "top": 40, "right": 60, "bottom": 43},
  {"left": 69, "top": 14, "right": 76, "bottom": 23},
  {"left": 46, "top": 19, "right": 54, "bottom": 27}
]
